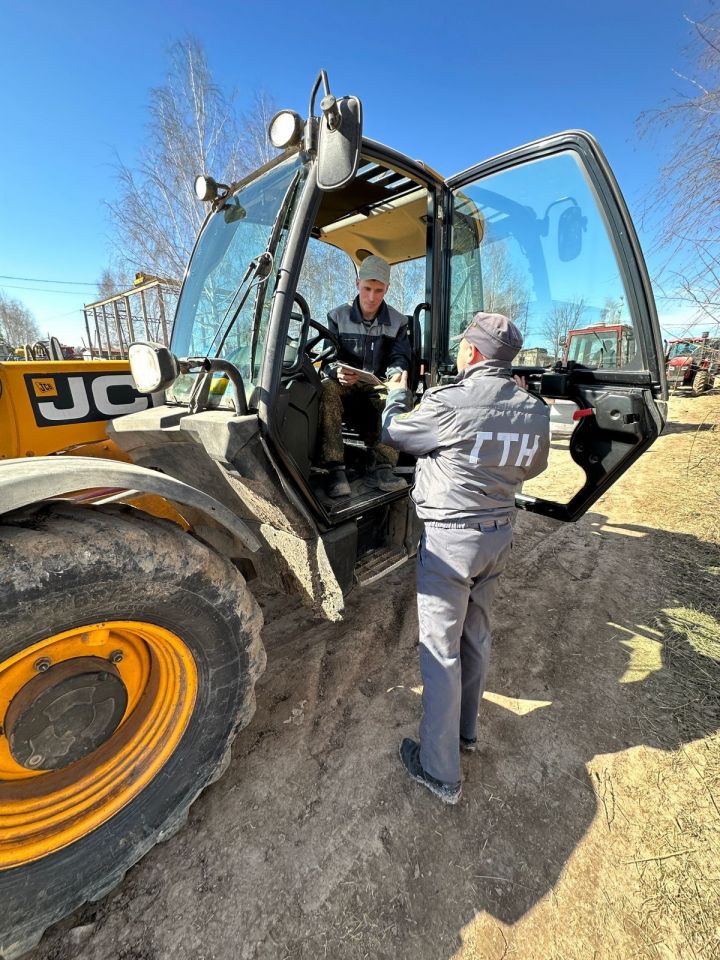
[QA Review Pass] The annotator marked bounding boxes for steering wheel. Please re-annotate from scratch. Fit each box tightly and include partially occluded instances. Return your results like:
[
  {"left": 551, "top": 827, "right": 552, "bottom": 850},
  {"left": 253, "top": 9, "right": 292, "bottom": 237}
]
[{"left": 305, "top": 315, "right": 340, "bottom": 366}]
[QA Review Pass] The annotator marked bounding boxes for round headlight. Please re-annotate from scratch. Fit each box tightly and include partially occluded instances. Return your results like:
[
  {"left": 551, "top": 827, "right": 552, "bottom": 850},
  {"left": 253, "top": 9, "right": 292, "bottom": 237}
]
[
  {"left": 194, "top": 175, "right": 218, "bottom": 202},
  {"left": 268, "top": 110, "right": 304, "bottom": 149}
]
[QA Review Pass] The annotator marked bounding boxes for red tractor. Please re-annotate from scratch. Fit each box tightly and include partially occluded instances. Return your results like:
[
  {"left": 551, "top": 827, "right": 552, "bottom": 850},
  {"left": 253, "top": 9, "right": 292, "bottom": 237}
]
[
  {"left": 562, "top": 323, "right": 636, "bottom": 369},
  {"left": 665, "top": 333, "right": 719, "bottom": 395}
]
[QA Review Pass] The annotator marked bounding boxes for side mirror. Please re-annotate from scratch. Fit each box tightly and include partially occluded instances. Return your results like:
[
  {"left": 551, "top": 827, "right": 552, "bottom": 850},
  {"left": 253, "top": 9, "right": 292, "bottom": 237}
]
[
  {"left": 558, "top": 205, "right": 585, "bottom": 262},
  {"left": 316, "top": 95, "right": 363, "bottom": 191}
]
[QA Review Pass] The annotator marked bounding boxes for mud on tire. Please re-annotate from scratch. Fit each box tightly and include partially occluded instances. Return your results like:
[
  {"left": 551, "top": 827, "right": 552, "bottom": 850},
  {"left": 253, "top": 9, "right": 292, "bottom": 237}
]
[{"left": 0, "top": 504, "right": 265, "bottom": 959}]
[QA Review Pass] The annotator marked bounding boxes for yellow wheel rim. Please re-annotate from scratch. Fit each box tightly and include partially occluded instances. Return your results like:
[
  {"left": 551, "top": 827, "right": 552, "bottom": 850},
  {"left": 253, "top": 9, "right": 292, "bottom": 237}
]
[{"left": 0, "top": 621, "right": 197, "bottom": 869}]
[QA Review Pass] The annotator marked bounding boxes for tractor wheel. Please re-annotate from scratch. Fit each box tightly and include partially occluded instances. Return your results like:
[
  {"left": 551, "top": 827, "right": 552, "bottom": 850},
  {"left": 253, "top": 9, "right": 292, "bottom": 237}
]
[
  {"left": 0, "top": 504, "right": 265, "bottom": 959},
  {"left": 691, "top": 370, "right": 709, "bottom": 395}
]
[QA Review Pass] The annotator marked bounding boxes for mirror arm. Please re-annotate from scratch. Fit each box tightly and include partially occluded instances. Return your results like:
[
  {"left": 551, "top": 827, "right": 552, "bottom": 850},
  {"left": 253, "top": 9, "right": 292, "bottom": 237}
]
[
  {"left": 543, "top": 196, "right": 578, "bottom": 218},
  {"left": 188, "top": 358, "right": 248, "bottom": 416},
  {"left": 308, "top": 69, "right": 331, "bottom": 119},
  {"left": 306, "top": 69, "right": 333, "bottom": 154}
]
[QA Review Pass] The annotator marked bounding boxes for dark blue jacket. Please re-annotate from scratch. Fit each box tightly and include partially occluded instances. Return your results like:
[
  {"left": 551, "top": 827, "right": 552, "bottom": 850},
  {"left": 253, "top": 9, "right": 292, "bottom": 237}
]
[{"left": 326, "top": 297, "right": 411, "bottom": 379}]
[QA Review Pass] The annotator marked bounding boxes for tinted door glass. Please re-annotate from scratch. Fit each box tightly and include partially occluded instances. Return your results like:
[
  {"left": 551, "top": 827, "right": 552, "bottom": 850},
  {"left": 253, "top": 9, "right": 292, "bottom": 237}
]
[{"left": 448, "top": 151, "right": 646, "bottom": 372}]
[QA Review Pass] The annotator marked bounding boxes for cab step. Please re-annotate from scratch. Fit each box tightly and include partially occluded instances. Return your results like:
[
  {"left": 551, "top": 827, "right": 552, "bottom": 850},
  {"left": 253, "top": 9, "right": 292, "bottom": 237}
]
[{"left": 354, "top": 546, "right": 408, "bottom": 587}]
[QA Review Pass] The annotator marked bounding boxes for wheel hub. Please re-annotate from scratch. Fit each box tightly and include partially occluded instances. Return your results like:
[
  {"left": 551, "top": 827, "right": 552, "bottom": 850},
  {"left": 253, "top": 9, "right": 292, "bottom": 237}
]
[
  {"left": 0, "top": 619, "right": 198, "bottom": 870},
  {"left": 5, "top": 657, "right": 128, "bottom": 771}
]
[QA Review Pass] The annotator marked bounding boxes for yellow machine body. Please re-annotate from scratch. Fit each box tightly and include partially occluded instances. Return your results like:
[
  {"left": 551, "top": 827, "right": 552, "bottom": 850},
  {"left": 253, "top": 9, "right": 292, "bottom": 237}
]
[{"left": 0, "top": 361, "right": 156, "bottom": 460}]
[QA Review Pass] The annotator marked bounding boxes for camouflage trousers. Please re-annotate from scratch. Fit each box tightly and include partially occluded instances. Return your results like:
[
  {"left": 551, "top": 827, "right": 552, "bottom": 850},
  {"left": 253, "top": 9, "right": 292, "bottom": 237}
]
[{"left": 319, "top": 377, "right": 399, "bottom": 467}]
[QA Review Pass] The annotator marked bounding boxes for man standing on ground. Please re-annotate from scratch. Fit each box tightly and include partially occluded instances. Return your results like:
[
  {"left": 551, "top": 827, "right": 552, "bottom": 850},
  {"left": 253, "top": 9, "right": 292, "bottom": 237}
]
[
  {"left": 319, "top": 255, "right": 410, "bottom": 498},
  {"left": 382, "top": 312, "right": 550, "bottom": 804}
]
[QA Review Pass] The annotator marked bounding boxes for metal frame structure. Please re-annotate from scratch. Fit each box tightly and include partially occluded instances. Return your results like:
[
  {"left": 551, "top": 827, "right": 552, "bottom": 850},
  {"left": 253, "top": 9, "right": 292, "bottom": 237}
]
[{"left": 83, "top": 277, "right": 180, "bottom": 359}]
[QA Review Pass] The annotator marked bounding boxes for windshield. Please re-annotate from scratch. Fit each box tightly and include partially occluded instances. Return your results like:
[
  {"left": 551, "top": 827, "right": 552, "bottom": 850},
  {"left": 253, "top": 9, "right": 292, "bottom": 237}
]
[
  {"left": 567, "top": 330, "right": 620, "bottom": 367},
  {"left": 171, "top": 155, "right": 304, "bottom": 389},
  {"left": 667, "top": 341, "right": 700, "bottom": 360}
]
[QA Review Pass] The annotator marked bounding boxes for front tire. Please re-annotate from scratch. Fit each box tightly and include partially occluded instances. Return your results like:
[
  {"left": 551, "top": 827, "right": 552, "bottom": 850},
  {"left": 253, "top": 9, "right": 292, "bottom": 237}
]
[{"left": 0, "top": 504, "right": 264, "bottom": 959}]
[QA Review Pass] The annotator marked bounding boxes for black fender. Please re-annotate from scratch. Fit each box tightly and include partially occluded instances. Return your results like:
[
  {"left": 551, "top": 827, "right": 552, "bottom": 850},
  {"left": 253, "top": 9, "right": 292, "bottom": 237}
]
[{"left": 0, "top": 456, "right": 260, "bottom": 553}]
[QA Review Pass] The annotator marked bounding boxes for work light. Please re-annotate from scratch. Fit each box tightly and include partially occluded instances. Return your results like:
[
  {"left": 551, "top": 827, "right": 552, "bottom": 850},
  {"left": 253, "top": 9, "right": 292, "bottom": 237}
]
[
  {"left": 194, "top": 175, "right": 229, "bottom": 202},
  {"left": 268, "top": 110, "right": 304, "bottom": 149},
  {"left": 129, "top": 342, "right": 179, "bottom": 394}
]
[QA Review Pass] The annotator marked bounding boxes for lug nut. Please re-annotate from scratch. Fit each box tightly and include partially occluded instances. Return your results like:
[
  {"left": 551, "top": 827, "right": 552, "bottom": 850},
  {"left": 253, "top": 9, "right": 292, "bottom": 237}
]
[
  {"left": 110, "top": 650, "right": 124, "bottom": 663},
  {"left": 34, "top": 657, "right": 51, "bottom": 672},
  {"left": 27, "top": 754, "right": 44, "bottom": 768}
]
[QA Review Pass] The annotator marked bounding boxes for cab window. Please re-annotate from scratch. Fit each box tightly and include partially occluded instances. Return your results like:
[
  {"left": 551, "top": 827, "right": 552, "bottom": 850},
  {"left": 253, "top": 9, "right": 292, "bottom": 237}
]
[
  {"left": 297, "top": 237, "right": 357, "bottom": 323},
  {"left": 447, "top": 151, "right": 645, "bottom": 371}
]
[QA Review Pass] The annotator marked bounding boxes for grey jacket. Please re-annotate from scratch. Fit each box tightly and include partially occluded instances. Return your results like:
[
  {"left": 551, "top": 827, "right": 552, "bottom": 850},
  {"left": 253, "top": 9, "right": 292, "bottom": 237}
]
[
  {"left": 381, "top": 359, "right": 550, "bottom": 522},
  {"left": 326, "top": 298, "right": 411, "bottom": 379}
]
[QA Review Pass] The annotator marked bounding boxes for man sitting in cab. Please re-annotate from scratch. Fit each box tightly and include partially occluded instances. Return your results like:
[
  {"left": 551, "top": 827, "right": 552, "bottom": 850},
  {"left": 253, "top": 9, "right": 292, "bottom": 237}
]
[{"left": 319, "top": 255, "right": 411, "bottom": 498}]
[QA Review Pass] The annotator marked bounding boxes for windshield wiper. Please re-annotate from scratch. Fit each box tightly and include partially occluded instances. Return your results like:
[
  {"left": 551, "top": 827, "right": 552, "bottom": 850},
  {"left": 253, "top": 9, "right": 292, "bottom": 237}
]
[
  {"left": 209, "top": 252, "right": 274, "bottom": 360},
  {"left": 590, "top": 329, "right": 607, "bottom": 367}
]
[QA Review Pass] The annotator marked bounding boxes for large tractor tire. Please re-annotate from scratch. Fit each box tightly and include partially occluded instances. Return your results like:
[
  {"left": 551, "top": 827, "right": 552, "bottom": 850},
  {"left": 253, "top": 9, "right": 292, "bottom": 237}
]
[
  {"left": 691, "top": 370, "right": 709, "bottom": 395},
  {"left": 0, "top": 504, "right": 265, "bottom": 959}
]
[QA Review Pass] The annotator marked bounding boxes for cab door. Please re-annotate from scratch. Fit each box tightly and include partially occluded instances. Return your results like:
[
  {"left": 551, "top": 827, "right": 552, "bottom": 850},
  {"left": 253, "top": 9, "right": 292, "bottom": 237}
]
[{"left": 443, "top": 131, "right": 667, "bottom": 521}]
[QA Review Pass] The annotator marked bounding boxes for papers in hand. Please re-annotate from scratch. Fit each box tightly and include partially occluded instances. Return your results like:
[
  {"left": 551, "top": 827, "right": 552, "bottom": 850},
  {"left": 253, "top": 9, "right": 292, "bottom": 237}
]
[{"left": 336, "top": 364, "right": 382, "bottom": 386}]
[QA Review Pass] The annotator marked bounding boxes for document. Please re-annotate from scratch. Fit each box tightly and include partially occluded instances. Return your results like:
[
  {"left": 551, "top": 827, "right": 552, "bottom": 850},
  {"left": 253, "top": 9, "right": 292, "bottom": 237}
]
[{"left": 336, "top": 364, "right": 382, "bottom": 386}]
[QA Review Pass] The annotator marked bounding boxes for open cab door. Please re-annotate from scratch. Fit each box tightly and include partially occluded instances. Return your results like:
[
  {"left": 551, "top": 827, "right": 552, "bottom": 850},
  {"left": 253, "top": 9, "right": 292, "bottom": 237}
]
[{"left": 444, "top": 131, "right": 668, "bottom": 521}]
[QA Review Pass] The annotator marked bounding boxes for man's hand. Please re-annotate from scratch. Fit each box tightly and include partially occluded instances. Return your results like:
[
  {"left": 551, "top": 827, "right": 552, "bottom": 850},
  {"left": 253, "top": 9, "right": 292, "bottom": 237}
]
[
  {"left": 337, "top": 367, "right": 360, "bottom": 386},
  {"left": 513, "top": 374, "right": 527, "bottom": 390},
  {"left": 388, "top": 371, "right": 409, "bottom": 389}
]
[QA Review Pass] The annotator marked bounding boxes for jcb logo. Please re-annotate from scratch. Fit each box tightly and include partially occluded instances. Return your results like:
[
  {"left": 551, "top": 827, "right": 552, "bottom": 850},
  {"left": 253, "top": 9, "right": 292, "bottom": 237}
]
[
  {"left": 25, "top": 373, "right": 157, "bottom": 427},
  {"left": 31, "top": 378, "right": 58, "bottom": 397}
]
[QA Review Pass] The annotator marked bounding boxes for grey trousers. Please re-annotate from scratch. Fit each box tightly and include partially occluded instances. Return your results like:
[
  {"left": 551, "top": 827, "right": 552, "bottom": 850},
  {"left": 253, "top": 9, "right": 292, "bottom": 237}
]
[{"left": 416, "top": 519, "right": 513, "bottom": 784}]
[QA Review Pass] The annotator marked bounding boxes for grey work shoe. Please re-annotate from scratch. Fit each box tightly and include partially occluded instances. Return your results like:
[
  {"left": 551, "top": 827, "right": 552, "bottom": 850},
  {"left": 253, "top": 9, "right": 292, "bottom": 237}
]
[
  {"left": 460, "top": 736, "right": 478, "bottom": 753},
  {"left": 374, "top": 464, "right": 407, "bottom": 492},
  {"left": 399, "top": 738, "right": 461, "bottom": 805},
  {"left": 327, "top": 466, "right": 351, "bottom": 498}
]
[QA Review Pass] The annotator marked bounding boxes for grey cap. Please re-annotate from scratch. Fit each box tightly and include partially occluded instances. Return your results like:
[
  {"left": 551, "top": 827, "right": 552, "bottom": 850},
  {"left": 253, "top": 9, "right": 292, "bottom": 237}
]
[
  {"left": 358, "top": 255, "right": 390, "bottom": 286},
  {"left": 453, "top": 311, "right": 523, "bottom": 362}
]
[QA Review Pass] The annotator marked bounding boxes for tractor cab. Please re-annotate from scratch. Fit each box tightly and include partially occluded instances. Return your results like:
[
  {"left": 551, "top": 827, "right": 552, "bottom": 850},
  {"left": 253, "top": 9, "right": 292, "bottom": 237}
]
[{"left": 563, "top": 323, "right": 637, "bottom": 369}]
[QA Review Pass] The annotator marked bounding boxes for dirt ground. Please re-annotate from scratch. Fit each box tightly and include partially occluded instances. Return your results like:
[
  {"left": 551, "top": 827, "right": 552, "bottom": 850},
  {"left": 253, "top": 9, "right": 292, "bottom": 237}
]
[{"left": 30, "top": 393, "right": 720, "bottom": 960}]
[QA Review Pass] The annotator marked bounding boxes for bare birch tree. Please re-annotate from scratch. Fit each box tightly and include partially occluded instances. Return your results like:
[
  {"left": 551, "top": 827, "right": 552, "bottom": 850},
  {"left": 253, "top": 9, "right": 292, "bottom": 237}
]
[
  {"left": 105, "top": 38, "right": 278, "bottom": 284},
  {"left": 640, "top": 13, "right": 720, "bottom": 326},
  {"left": 481, "top": 240, "right": 530, "bottom": 326},
  {"left": 0, "top": 293, "right": 40, "bottom": 346},
  {"left": 96, "top": 269, "right": 130, "bottom": 300},
  {"left": 389, "top": 259, "right": 427, "bottom": 315},
  {"left": 541, "top": 297, "right": 586, "bottom": 357}
]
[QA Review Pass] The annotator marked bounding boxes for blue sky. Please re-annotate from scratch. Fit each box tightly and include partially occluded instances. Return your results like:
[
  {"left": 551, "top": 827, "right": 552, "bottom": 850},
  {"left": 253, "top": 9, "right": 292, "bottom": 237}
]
[{"left": 0, "top": 0, "right": 712, "bottom": 344}]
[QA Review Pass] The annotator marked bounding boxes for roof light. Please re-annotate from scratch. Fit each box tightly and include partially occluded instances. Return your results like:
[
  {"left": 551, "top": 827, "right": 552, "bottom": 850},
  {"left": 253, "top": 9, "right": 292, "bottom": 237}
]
[
  {"left": 268, "top": 110, "right": 304, "bottom": 149},
  {"left": 194, "top": 175, "right": 229, "bottom": 202}
]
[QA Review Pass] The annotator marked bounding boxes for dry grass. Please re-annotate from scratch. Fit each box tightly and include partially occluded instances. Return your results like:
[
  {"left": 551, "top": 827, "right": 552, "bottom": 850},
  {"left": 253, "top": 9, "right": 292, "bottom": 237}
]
[
  {"left": 634, "top": 396, "right": 720, "bottom": 956},
  {"left": 627, "top": 604, "right": 720, "bottom": 959}
]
